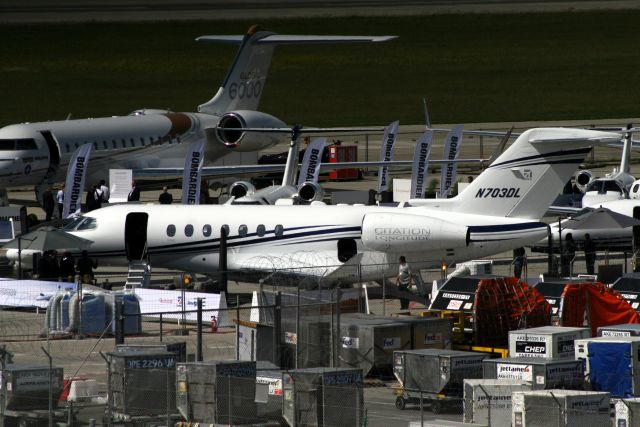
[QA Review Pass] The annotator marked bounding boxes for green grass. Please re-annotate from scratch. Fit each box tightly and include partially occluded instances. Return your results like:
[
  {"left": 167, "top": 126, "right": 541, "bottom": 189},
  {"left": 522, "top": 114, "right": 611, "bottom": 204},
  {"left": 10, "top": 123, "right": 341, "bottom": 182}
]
[{"left": 0, "top": 12, "right": 639, "bottom": 127}]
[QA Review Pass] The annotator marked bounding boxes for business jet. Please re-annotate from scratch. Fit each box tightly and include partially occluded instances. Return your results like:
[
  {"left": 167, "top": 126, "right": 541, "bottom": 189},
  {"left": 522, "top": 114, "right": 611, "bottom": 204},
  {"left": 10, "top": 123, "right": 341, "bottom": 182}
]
[
  {"left": 0, "top": 25, "right": 395, "bottom": 201},
  {"left": 25, "top": 127, "right": 618, "bottom": 285}
]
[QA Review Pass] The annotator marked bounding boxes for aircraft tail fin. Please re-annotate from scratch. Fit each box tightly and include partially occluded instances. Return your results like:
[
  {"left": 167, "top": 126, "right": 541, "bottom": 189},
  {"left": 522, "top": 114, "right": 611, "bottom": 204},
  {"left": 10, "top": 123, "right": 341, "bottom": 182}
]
[
  {"left": 444, "top": 128, "right": 621, "bottom": 219},
  {"left": 197, "top": 25, "right": 396, "bottom": 115}
]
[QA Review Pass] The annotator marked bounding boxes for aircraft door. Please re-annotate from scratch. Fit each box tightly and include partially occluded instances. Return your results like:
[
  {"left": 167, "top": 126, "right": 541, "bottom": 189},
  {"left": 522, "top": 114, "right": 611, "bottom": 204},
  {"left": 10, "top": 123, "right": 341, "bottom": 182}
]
[
  {"left": 125, "top": 212, "right": 148, "bottom": 261},
  {"left": 39, "top": 130, "right": 61, "bottom": 174}
]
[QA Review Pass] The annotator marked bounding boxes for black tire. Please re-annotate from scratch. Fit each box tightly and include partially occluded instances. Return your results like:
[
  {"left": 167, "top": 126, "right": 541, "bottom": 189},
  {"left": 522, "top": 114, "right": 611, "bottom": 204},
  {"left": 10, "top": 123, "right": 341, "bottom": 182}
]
[
  {"left": 395, "top": 396, "right": 406, "bottom": 410},
  {"left": 431, "top": 400, "right": 442, "bottom": 414}
]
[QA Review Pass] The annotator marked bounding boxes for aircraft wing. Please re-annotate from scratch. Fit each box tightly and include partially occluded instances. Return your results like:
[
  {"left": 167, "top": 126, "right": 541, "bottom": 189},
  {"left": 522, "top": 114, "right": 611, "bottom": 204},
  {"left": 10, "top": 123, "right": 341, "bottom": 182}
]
[
  {"left": 546, "top": 205, "right": 582, "bottom": 216},
  {"left": 132, "top": 158, "right": 484, "bottom": 180},
  {"left": 197, "top": 35, "right": 398, "bottom": 45}
]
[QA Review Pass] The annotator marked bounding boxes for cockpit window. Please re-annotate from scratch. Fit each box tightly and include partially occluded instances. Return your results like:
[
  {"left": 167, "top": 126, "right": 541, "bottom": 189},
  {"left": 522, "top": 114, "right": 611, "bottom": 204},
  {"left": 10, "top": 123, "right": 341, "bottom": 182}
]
[
  {"left": 63, "top": 217, "right": 86, "bottom": 231},
  {"left": 0, "top": 138, "right": 37, "bottom": 151},
  {"left": 77, "top": 218, "right": 97, "bottom": 231},
  {"left": 586, "top": 180, "right": 623, "bottom": 194}
]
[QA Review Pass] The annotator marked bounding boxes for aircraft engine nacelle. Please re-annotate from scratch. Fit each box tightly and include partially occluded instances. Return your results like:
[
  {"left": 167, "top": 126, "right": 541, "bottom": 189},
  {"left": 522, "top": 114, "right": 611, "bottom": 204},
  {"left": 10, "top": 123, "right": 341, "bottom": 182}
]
[
  {"left": 206, "top": 110, "right": 287, "bottom": 152},
  {"left": 631, "top": 179, "right": 640, "bottom": 199},
  {"left": 361, "top": 212, "right": 469, "bottom": 253},
  {"left": 297, "top": 182, "right": 324, "bottom": 203},
  {"left": 575, "top": 170, "right": 593, "bottom": 191},
  {"left": 229, "top": 181, "right": 256, "bottom": 199}
]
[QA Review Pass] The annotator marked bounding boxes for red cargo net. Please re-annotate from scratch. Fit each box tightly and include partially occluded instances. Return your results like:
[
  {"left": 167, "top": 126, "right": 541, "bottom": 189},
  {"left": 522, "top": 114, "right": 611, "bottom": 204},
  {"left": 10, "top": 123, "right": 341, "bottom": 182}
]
[
  {"left": 474, "top": 277, "right": 551, "bottom": 347},
  {"left": 560, "top": 282, "right": 640, "bottom": 336}
]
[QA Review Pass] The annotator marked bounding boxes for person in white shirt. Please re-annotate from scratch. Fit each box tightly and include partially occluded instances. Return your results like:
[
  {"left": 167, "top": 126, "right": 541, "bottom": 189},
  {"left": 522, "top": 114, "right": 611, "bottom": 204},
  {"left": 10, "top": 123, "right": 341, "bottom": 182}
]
[
  {"left": 395, "top": 256, "right": 413, "bottom": 310},
  {"left": 99, "top": 179, "right": 110, "bottom": 202},
  {"left": 56, "top": 184, "right": 64, "bottom": 218}
]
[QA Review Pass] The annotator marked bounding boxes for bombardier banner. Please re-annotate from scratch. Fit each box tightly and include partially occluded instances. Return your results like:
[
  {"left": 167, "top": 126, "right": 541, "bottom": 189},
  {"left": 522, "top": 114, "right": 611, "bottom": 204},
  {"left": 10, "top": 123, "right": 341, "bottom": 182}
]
[
  {"left": 377, "top": 121, "right": 400, "bottom": 193},
  {"left": 181, "top": 140, "right": 205, "bottom": 205},
  {"left": 439, "top": 125, "right": 464, "bottom": 198},
  {"left": 63, "top": 143, "right": 93, "bottom": 218},
  {"left": 410, "top": 131, "right": 433, "bottom": 199},
  {"left": 298, "top": 137, "right": 326, "bottom": 186}
]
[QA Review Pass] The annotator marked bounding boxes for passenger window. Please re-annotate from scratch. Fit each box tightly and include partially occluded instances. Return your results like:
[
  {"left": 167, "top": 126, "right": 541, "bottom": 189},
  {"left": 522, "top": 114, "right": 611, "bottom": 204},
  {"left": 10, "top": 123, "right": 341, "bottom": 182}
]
[
  {"left": 121, "top": 139, "right": 126, "bottom": 148},
  {"left": 274, "top": 224, "right": 284, "bottom": 237},
  {"left": 257, "top": 224, "right": 266, "bottom": 237},
  {"left": 185, "top": 224, "right": 194, "bottom": 237},
  {"left": 202, "top": 224, "right": 212, "bottom": 237},
  {"left": 0, "top": 139, "right": 15, "bottom": 150},
  {"left": 634, "top": 184, "right": 640, "bottom": 193},
  {"left": 140, "top": 137, "right": 145, "bottom": 146},
  {"left": 16, "top": 139, "right": 37, "bottom": 150},
  {"left": 238, "top": 224, "right": 248, "bottom": 237},
  {"left": 112, "top": 140, "right": 117, "bottom": 149},
  {"left": 103, "top": 141, "right": 108, "bottom": 149},
  {"left": 130, "top": 138, "right": 135, "bottom": 147},
  {"left": 166, "top": 224, "right": 176, "bottom": 237},
  {"left": 221, "top": 224, "right": 230, "bottom": 236}
]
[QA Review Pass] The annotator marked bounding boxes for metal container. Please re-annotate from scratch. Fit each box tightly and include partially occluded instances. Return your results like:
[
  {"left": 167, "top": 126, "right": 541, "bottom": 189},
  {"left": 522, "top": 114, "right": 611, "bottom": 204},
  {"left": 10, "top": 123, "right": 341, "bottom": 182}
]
[
  {"left": 482, "top": 357, "right": 585, "bottom": 390},
  {"left": 339, "top": 317, "right": 412, "bottom": 375},
  {"left": 394, "top": 349, "right": 487, "bottom": 395},
  {"left": 597, "top": 323, "right": 640, "bottom": 337},
  {"left": 574, "top": 336, "right": 640, "bottom": 397},
  {"left": 282, "top": 368, "right": 363, "bottom": 427},
  {"left": 255, "top": 361, "right": 283, "bottom": 423},
  {"left": 0, "top": 364, "right": 63, "bottom": 411},
  {"left": 615, "top": 398, "right": 640, "bottom": 427},
  {"left": 512, "top": 390, "right": 610, "bottom": 427},
  {"left": 463, "top": 379, "right": 532, "bottom": 427},
  {"left": 238, "top": 321, "right": 275, "bottom": 363},
  {"left": 409, "top": 421, "right": 487, "bottom": 427},
  {"left": 508, "top": 326, "right": 591, "bottom": 359},
  {"left": 176, "top": 360, "right": 257, "bottom": 424},
  {"left": 384, "top": 316, "right": 453, "bottom": 350},
  {"left": 116, "top": 341, "right": 187, "bottom": 362},
  {"left": 107, "top": 350, "right": 177, "bottom": 418},
  {"left": 281, "top": 318, "right": 331, "bottom": 369}
]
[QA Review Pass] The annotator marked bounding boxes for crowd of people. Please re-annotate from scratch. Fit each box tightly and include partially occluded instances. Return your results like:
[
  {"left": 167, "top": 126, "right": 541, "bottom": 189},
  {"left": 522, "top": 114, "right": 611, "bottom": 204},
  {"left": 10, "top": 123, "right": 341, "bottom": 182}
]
[{"left": 36, "top": 250, "right": 98, "bottom": 284}]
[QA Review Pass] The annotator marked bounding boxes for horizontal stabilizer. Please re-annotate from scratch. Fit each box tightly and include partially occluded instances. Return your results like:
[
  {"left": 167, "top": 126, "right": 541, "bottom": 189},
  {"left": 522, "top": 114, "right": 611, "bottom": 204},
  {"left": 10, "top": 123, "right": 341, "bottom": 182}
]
[{"left": 197, "top": 35, "right": 397, "bottom": 45}]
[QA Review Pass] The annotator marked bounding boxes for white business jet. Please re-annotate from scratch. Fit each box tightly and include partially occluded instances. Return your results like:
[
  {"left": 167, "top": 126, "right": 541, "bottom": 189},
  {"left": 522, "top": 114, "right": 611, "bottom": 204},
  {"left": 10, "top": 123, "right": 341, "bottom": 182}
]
[
  {"left": 38, "top": 127, "right": 619, "bottom": 284},
  {"left": 0, "top": 26, "right": 395, "bottom": 198}
]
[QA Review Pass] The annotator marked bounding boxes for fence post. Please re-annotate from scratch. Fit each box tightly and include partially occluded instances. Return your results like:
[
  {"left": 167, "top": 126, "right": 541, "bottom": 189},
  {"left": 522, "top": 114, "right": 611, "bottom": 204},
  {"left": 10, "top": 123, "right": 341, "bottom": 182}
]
[
  {"left": 228, "top": 374, "right": 233, "bottom": 426},
  {"left": 420, "top": 390, "right": 424, "bottom": 426},
  {"left": 197, "top": 298, "right": 203, "bottom": 362},
  {"left": 115, "top": 300, "right": 124, "bottom": 345},
  {"left": 335, "top": 288, "right": 341, "bottom": 368},
  {"left": 40, "top": 347, "right": 53, "bottom": 427},
  {"left": 382, "top": 274, "right": 386, "bottom": 316},
  {"left": 296, "top": 287, "right": 300, "bottom": 369},
  {"left": 273, "top": 292, "right": 281, "bottom": 367},
  {"left": 236, "top": 294, "right": 240, "bottom": 361},
  {"left": 159, "top": 313, "right": 163, "bottom": 342}
]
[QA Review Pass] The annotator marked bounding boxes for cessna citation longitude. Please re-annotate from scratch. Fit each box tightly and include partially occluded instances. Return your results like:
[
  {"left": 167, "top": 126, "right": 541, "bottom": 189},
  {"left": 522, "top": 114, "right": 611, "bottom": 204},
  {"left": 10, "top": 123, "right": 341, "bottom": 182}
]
[
  {"left": 0, "top": 26, "right": 395, "bottom": 197},
  {"left": 19, "top": 128, "right": 622, "bottom": 284}
]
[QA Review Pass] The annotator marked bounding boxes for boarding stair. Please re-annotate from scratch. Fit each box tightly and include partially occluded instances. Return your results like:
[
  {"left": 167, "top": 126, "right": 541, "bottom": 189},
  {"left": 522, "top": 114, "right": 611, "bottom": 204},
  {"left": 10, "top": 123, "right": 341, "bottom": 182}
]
[{"left": 125, "top": 259, "right": 151, "bottom": 289}]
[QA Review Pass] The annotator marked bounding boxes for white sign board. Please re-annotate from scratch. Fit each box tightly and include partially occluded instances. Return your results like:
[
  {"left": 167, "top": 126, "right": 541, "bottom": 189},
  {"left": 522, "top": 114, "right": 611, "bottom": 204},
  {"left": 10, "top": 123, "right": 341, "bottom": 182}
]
[
  {"left": 0, "top": 279, "right": 76, "bottom": 308},
  {"left": 109, "top": 169, "right": 133, "bottom": 203},
  {"left": 133, "top": 288, "right": 228, "bottom": 325}
]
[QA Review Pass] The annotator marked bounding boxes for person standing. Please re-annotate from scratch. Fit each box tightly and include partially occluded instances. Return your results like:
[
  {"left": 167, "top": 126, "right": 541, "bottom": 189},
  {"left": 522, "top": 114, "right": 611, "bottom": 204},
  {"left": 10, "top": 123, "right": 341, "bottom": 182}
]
[
  {"left": 86, "top": 185, "right": 102, "bottom": 211},
  {"left": 59, "top": 251, "right": 76, "bottom": 282},
  {"left": 56, "top": 184, "right": 65, "bottom": 218},
  {"left": 584, "top": 233, "right": 597, "bottom": 275},
  {"left": 128, "top": 180, "right": 140, "bottom": 202},
  {"left": 562, "top": 233, "right": 577, "bottom": 276},
  {"left": 158, "top": 186, "right": 173, "bottom": 204},
  {"left": 513, "top": 247, "right": 526, "bottom": 279},
  {"left": 395, "top": 256, "right": 413, "bottom": 310},
  {"left": 42, "top": 187, "right": 55, "bottom": 221},
  {"left": 99, "top": 179, "right": 110, "bottom": 203},
  {"left": 76, "top": 250, "right": 98, "bottom": 284}
]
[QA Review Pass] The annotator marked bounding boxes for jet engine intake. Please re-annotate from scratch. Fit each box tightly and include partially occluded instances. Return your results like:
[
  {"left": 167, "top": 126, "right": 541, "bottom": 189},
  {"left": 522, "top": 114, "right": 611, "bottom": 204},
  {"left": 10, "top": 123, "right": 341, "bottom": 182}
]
[
  {"left": 206, "top": 110, "right": 287, "bottom": 152},
  {"left": 575, "top": 170, "right": 592, "bottom": 191},
  {"left": 361, "top": 212, "right": 469, "bottom": 253},
  {"left": 297, "top": 182, "right": 324, "bottom": 203},
  {"left": 229, "top": 181, "right": 256, "bottom": 199}
]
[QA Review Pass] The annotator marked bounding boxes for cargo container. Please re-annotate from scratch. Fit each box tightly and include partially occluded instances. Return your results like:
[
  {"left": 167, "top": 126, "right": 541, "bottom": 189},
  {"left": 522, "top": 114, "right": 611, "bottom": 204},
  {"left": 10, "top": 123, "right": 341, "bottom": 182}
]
[
  {"left": 615, "top": 398, "right": 640, "bottom": 427},
  {"left": 511, "top": 390, "right": 610, "bottom": 427},
  {"left": 508, "top": 326, "right": 590, "bottom": 359},
  {"left": 106, "top": 350, "right": 177, "bottom": 420},
  {"left": 482, "top": 357, "right": 585, "bottom": 390},
  {"left": 176, "top": 360, "right": 257, "bottom": 425},
  {"left": 394, "top": 349, "right": 487, "bottom": 413},
  {"left": 116, "top": 341, "right": 187, "bottom": 362},
  {"left": 463, "top": 379, "right": 532, "bottom": 427},
  {"left": 237, "top": 321, "right": 275, "bottom": 363},
  {"left": 409, "top": 421, "right": 488, "bottom": 427},
  {"left": 0, "top": 364, "right": 63, "bottom": 411},
  {"left": 597, "top": 323, "right": 640, "bottom": 337},
  {"left": 255, "top": 361, "right": 283, "bottom": 423},
  {"left": 574, "top": 336, "right": 640, "bottom": 397},
  {"left": 282, "top": 368, "right": 363, "bottom": 427}
]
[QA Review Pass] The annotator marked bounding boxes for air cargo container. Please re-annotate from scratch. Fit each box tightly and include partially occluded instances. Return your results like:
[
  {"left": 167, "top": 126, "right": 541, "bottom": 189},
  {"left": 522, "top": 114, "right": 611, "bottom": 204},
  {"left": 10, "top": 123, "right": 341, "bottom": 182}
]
[
  {"left": 482, "top": 357, "right": 585, "bottom": 390},
  {"left": 511, "top": 390, "right": 610, "bottom": 427},
  {"left": 615, "top": 398, "right": 640, "bottom": 427},
  {"left": 116, "top": 341, "right": 187, "bottom": 362},
  {"left": 0, "top": 364, "right": 63, "bottom": 411},
  {"left": 509, "top": 326, "right": 590, "bottom": 359},
  {"left": 463, "top": 379, "right": 532, "bottom": 427},
  {"left": 597, "top": 323, "right": 640, "bottom": 337}
]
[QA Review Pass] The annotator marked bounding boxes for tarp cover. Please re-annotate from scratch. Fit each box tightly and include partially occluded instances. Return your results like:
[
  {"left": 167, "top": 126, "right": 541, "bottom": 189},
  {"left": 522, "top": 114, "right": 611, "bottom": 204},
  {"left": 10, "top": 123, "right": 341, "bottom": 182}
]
[
  {"left": 560, "top": 282, "right": 640, "bottom": 336},
  {"left": 588, "top": 341, "right": 632, "bottom": 397},
  {"left": 474, "top": 277, "right": 551, "bottom": 347}
]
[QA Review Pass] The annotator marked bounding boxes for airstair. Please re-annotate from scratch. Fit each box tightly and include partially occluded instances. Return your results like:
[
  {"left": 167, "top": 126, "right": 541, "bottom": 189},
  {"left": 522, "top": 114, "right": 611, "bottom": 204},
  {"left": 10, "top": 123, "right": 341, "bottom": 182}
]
[{"left": 125, "top": 260, "right": 151, "bottom": 289}]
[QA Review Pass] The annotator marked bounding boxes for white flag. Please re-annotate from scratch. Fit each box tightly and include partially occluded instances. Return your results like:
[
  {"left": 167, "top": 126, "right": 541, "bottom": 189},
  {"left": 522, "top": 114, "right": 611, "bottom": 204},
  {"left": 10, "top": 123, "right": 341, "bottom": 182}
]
[
  {"left": 63, "top": 143, "right": 93, "bottom": 218},
  {"left": 439, "top": 125, "right": 464, "bottom": 198},
  {"left": 181, "top": 140, "right": 205, "bottom": 204},
  {"left": 410, "top": 131, "right": 433, "bottom": 199},
  {"left": 298, "top": 138, "right": 326, "bottom": 186},
  {"left": 377, "top": 120, "right": 400, "bottom": 193}
]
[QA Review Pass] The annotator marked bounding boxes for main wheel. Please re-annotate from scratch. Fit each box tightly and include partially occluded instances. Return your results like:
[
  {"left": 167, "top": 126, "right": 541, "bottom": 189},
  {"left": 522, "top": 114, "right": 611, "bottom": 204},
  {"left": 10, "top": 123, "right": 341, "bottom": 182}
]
[
  {"left": 395, "top": 396, "right": 406, "bottom": 410},
  {"left": 431, "top": 400, "right": 442, "bottom": 414}
]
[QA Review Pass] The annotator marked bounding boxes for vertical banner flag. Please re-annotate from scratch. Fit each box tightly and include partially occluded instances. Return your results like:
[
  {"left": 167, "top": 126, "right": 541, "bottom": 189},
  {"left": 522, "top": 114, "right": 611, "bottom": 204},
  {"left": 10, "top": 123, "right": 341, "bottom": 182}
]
[
  {"left": 377, "top": 120, "right": 400, "bottom": 193},
  {"left": 439, "top": 124, "right": 464, "bottom": 198},
  {"left": 410, "top": 131, "right": 434, "bottom": 199},
  {"left": 63, "top": 143, "right": 93, "bottom": 218},
  {"left": 181, "top": 140, "right": 205, "bottom": 205},
  {"left": 298, "top": 138, "right": 326, "bottom": 186}
]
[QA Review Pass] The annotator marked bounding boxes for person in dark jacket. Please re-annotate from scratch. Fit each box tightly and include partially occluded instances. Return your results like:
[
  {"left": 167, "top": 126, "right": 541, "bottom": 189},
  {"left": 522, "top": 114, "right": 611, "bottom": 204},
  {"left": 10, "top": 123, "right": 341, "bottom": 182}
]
[
  {"left": 42, "top": 187, "right": 55, "bottom": 221},
  {"left": 584, "top": 233, "right": 597, "bottom": 275},
  {"left": 86, "top": 185, "right": 103, "bottom": 211},
  {"left": 76, "top": 250, "right": 98, "bottom": 283},
  {"left": 158, "top": 186, "right": 173, "bottom": 204},
  {"left": 128, "top": 180, "right": 140, "bottom": 202},
  {"left": 59, "top": 251, "right": 76, "bottom": 282}
]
